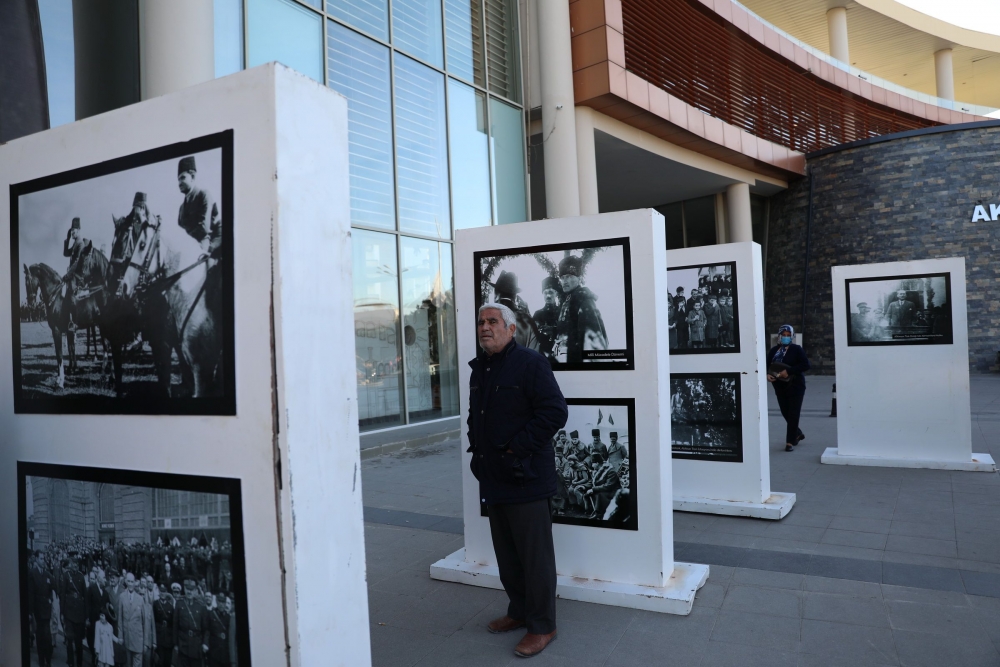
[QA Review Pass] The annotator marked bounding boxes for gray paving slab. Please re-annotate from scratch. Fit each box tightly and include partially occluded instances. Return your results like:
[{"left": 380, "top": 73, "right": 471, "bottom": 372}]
[{"left": 360, "top": 375, "right": 1000, "bottom": 666}]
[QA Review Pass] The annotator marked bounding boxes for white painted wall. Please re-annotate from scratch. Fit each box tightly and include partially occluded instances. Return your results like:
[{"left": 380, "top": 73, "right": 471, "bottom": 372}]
[
  {"left": 668, "top": 243, "right": 769, "bottom": 504},
  {"left": 455, "top": 210, "right": 674, "bottom": 588},
  {"left": 832, "top": 257, "right": 972, "bottom": 462},
  {"left": 0, "top": 64, "right": 371, "bottom": 667}
]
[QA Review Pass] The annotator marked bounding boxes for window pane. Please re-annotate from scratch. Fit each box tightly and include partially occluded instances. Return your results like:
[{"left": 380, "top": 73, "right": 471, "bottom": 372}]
[
  {"left": 484, "top": 0, "right": 520, "bottom": 102},
  {"left": 448, "top": 80, "right": 492, "bottom": 230},
  {"left": 395, "top": 55, "right": 451, "bottom": 238},
  {"left": 656, "top": 202, "right": 684, "bottom": 249},
  {"left": 392, "top": 0, "right": 444, "bottom": 67},
  {"left": 683, "top": 196, "right": 717, "bottom": 247},
  {"left": 444, "top": 0, "right": 485, "bottom": 86},
  {"left": 353, "top": 230, "right": 404, "bottom": 431},
  {"left": 215, "top": 0, "right": 244, "bottom": 77},
  {"left": 401, "top": 238, "right": 459, "bottom": 423},
  {"left": 37, "top": 0, "right": 75, "bottom": 127},
  {"left": 328, "top": 21, "right": 396, "bottom": 229},
  {"left": 248, "top": 0, "right": 324, "bottom": 83},
  {"left": 327, "top": 0, "right": 388, "bottom": 41},
  {"left": 489, "top": 97, "right": 526, "bottom": 224}
]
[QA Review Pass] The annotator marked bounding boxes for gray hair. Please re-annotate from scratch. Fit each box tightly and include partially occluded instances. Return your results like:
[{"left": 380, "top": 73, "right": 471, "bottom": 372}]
[{"left": 478, "top": 302, "right": 516, "bottom": 328}]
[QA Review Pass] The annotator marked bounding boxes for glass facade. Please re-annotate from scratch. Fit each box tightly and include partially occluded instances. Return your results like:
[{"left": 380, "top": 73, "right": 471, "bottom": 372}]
[
  {"left": 658, "top": 196, "right": 718, "bottom": 249},
  {"left": 248, "top": 0, "right": 325, "bottom": 82}
]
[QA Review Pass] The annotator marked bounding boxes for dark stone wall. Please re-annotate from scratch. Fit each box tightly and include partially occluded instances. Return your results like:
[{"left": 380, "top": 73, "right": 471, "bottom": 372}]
[{"left": 765, "top": 124, "right": 1000, "bottom": 374}]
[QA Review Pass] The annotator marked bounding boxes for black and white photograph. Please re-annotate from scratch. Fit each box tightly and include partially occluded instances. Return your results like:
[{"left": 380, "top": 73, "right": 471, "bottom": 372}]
[
  {"left": 474, "top": 238, "right": 634, "bottom": 370},
  {"left": 10, "top": 131, "right": 236, "bottom": 415},
  {"left": 845, "top": 273, "right": 953, "bottom": 346},
  {"left": 18, "top": 462, "right": 250, "bottom": 667},
  {"left": 671, "top": 373, "right": 743, "bottom": 463},
  {"left": 667, "top": 262, "right": 739, "bottom": 354},
  {"left": 552, "top": 399, "right": 637, "bottom": 530}
]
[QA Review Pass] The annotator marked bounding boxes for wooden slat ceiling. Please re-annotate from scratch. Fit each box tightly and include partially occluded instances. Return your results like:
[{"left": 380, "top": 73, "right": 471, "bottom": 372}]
[{"left": 737, "top": 0, "right": 1000, "bottom": 108}]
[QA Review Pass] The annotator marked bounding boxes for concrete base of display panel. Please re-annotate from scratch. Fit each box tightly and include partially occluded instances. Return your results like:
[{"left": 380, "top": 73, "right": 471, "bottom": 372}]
[
  {"left": 431, "top": 549, "right": 709, "bottom": 615},
  {"left": 674, "top": 492, "right": 796, "bottom": 520},
  {"left": 821, "top": 447, "right": 995, "bottom": 472}
]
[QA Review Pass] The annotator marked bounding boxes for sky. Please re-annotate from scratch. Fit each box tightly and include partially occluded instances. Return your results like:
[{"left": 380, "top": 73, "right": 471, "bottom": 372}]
[{"left": 896, "top": 0, "right": 1000, "bottom": 36}]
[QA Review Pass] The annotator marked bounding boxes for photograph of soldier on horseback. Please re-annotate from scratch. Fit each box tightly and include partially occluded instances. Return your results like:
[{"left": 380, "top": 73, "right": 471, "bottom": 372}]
[{"left": 13, "top": 133, "right": 233, "bottom": 414}]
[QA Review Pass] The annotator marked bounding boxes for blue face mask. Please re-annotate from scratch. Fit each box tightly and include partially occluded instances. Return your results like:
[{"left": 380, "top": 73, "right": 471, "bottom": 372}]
[{"left": 779, "top": 336, "right": 792, "bottom": 345}]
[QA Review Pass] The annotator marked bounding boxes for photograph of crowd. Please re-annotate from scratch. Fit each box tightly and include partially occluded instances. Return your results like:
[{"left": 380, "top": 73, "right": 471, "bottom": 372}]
[
  {"left": 474, "top": 239, "right": 634, "bottom": 370},
  {"left": 667, "top": 262, "right": 739, "bottom": 354},
  {"left": 845, "top": 273, "right": 953, "bottom": 346},
  {"left": 552, "top": 400, "right": 637, "bottom": 530},
  {"left": 18, "top": 463, "right": 248, "bottom": 667},
  {"left": 671, "top": 373, "right": 743, "bottom": 463},
  {"left": 11, "top": 131, "right": 235, "bottom": 415}
]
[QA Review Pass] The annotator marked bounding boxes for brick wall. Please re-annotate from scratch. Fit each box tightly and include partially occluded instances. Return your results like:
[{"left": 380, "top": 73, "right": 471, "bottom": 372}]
[{"left": 765, "top": 124, "right": 1000, "bottom": 374}]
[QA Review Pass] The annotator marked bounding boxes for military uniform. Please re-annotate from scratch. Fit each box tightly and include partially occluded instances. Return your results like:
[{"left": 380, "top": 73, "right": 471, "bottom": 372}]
[
  {"left": 606, "top": 434, "right": 626, "bottom": 472},
  {"left": 61, "top": 568, "right": 88, "bottom": 667},
  {"left": 555, "top": 256, "right": 607, "bottom": 363},
  {"left": 173, "top": 596, "right": 207, "bottom": 667},
  {"left": 177, "top": 156, "right": 221, "bottom": 257},
  {"left": 154, "top": 596, "right": 177, "bottom": 667},
  {"left": 28, "top": 563, "right": 55, "bottom": 667},
  {"left": 205, "top": 607, "right": 232, "bottom": 667}
]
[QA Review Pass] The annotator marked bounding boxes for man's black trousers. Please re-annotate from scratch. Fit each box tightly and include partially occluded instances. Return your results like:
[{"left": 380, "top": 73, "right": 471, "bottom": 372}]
[
  {"left": 488, "top": 499, "right": 557, "bottom": 635},
  {"left": 774, "top": 385, "right": 805, "bottom": 445}
]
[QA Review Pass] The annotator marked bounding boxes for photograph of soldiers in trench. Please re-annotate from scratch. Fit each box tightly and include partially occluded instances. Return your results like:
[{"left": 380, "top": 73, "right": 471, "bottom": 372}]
[
  {"left": 670, "top": 374, "right": 743, "bottom": 462},
  {"left": 476, "top": 242, "right": 631, "bottom": 368},
  {"left": 846, "top": 274, "right": 953, "bottom": 345},
  {"left": 15, "top": 141, "right": 231, "bottom": 411},
  {"left": 667, "top": 263, "right": 738, "bottom": 354},
  {"left": 22, "top": 473, "right": 244, "bottom": 667},
  {"left": 550, "top": 404, "right": 635, "bottom": 529}
]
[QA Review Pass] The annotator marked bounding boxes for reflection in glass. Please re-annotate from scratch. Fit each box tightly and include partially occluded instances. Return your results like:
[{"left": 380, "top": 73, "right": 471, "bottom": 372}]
[
  {"left": 328, "top": 21, "right": 396, "bottom": 229},
  {"left": 401, "top": 239, "right": 459, "bottom": 423},
  {"left": 392, "top": 0, "right": 444, "bottom": 68},
  {"left": 489, "top": 97, "right": 527, "bottom": 224},
  {"left": 444, "top": 0, "right": 485, "bottom": 86},
  {"left": 353, "top": 230, "right": 404, "bottom": 431},
  {"left": 215, "top": 0, "right": 244, "bottom": 78},
  {"left": 247, "top": 0, "right": 324, "bottom": 83},
  {"left": 395, "top": 55, "right": 451, "bottom": 238},
  {"left": 484, "top": 0, "right": 521, "bottom": 102},
  {"left": 327, "top": 0, "right": 388, "bottom": 41},
  {"left": 38, "top": 0, "right": 75, "bottom": 127},
  {"left": 448, "top": 80, "right": 492, "bottom": 230}
]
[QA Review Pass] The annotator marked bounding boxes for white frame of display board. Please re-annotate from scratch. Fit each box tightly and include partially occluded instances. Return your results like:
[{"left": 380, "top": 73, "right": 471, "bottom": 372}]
[
  {"left": 667, "top": 242, "right": 794, "bottom": 519},
  {"left": 0, "top": 64, "right": 372, "bottom": 667},
  {"left": 823, "top": 257, "right": 994, "bottom": 471},
  {"left": 431, "top": 210, "right": 709, "bottom": 615}
]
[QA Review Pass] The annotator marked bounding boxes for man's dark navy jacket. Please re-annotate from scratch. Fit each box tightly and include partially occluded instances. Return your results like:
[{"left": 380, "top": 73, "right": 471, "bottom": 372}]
[{"left": 467, "top": 339, "right": 568, "bottom": 506}]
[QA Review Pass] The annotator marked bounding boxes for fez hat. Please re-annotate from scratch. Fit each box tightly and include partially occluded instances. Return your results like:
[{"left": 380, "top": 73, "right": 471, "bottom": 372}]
[
  {"left": 591, "top": 428, "right": 600, "bottom": 436},
  {"left": 610, "top": 432, "right": 618, "bottom": 438},
  {"left": 570, "top": 430, "right": 579, "bottom": 438},
  {"left": 178, "top": 156, "right": 197, "bottom": 175},
  {"left": 558, "top": 256, "right": 583, "bottom": 277},
  {"left": 542, "top": 276, "right": 561, "bottom": 292},
  {"left": 557, "top": 429, "right": 566, "bottom": 436},
  {"left": 132, "top": 192, "right": 147, "bottom": 207},
  {"left": 492, "top": 271, "right": 521, "bottom": 297},
  {"left": 71, "top": 217, "right": 81, "bottom": 229}
]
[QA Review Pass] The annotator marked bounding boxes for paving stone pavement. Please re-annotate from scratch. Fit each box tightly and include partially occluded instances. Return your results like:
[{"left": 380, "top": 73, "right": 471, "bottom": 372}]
[{"left": 362, "top": 376, "right": 1000, "bottom": 666}]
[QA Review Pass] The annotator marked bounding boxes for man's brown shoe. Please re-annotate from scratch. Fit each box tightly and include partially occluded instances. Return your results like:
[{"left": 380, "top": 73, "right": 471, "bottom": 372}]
[
  {"left": 487, "top": 615, "right": 525, "bottom": 634},
  {"left": 514, "top": 630, "right": 557, "bottom": 658}
]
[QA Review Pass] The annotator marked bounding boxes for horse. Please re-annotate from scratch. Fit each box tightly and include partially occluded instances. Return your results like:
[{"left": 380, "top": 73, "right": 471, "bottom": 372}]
[
  {"left": 107, "top": 212, "right": 222, "bottom": 398},
  {"left": 23, "top": 263, "right": 74, "bottom": 389}
]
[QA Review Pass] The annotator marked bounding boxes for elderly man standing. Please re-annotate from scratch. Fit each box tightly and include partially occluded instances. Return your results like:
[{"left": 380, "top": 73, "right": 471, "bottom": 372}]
[{"left": 468, "top": 302, "right": 568, "bottom": 658}]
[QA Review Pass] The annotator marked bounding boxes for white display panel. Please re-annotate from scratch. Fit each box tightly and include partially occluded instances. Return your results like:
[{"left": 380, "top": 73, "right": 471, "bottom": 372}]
[
  {"left": 451, "top": 211, "right": 678, "bottom": 588},
  {"left": 667, "top": 243, "right": 793, "bottom": 516},
  {"left": 0, "top": 65, "right": 371, "bottom": 666},
  {"left": 829, "top": 258, "right": 987, "bottom": 469}
]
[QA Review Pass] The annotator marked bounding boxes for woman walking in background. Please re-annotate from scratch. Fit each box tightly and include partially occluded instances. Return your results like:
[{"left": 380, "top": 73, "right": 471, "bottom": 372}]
[{"left": 766, "top": 324, "right": 810, "bottom": 452}]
